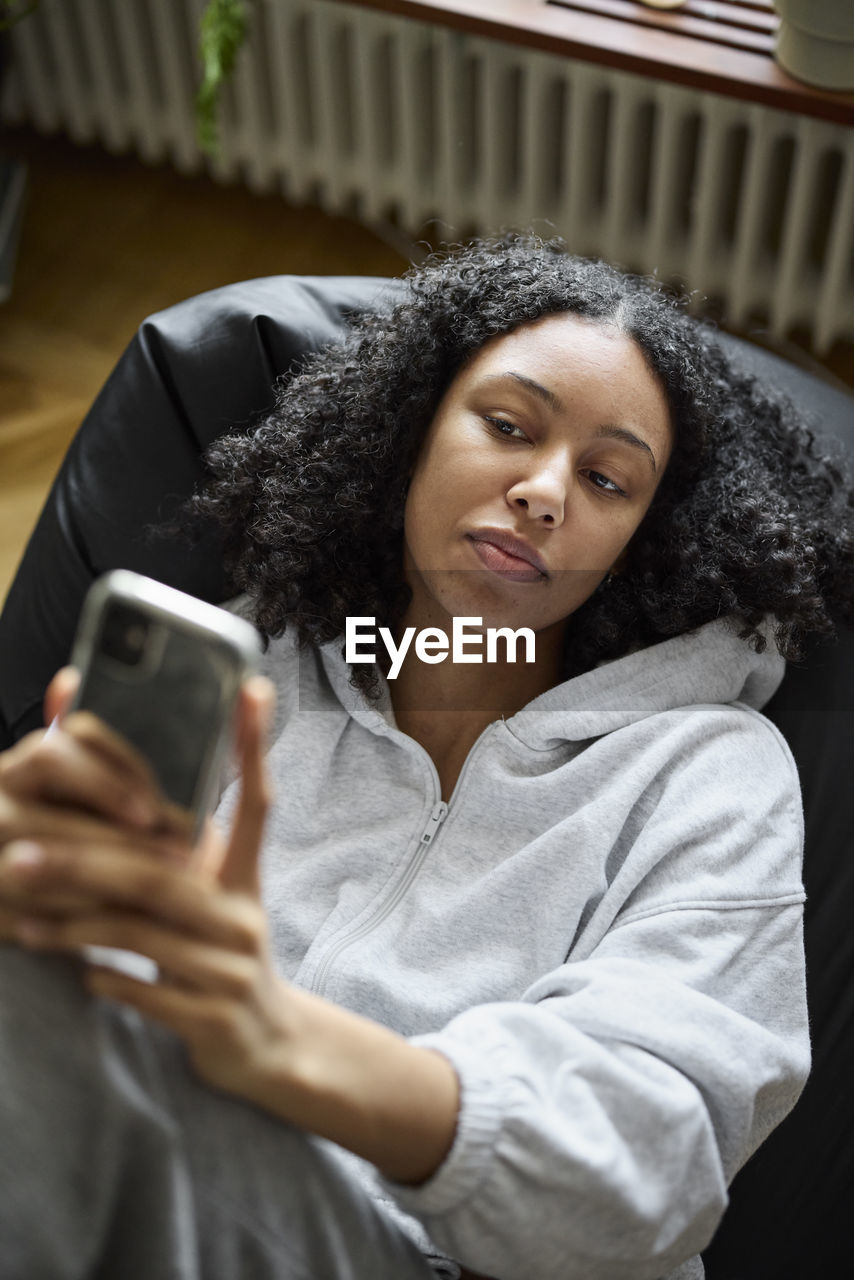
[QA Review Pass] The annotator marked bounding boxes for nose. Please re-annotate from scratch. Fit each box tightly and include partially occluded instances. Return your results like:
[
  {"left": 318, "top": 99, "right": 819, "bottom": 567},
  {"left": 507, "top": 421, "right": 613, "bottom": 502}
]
[{"left": 506, "top": 461, "right": 567, "bottom": 525}]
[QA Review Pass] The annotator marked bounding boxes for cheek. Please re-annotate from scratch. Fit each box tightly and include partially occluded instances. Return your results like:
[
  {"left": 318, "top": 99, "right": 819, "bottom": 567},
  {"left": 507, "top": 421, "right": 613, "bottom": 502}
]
[
  {"left": 402, "top": 470, "right": 442, "bottom": 564},
  {"left": 406, "top": 437, "right": 490, "bottom": 526}
]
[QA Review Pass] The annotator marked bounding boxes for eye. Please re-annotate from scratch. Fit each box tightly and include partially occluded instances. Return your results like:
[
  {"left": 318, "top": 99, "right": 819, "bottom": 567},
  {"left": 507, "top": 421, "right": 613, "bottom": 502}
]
[
  {"left": 483, "top": 415, "right": 528, "bottom": 441},
  {"left": 585, "top": 470, "right": 628, "bottom": 498}
]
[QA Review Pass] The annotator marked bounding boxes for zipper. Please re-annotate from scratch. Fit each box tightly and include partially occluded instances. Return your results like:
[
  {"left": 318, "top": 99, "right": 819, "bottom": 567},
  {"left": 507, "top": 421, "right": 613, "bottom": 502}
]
[
  {"left": 444, "top": 722, "right": 495, "bottom": 810},
  {"left": 420, "top": 800, "right": 448, "bottom": 845},
  {"left": 308, "top": 723, "right": 496, "bottom": 996},
  {"left": 311, "top": 802, "right": 447, "bottom": 995}
]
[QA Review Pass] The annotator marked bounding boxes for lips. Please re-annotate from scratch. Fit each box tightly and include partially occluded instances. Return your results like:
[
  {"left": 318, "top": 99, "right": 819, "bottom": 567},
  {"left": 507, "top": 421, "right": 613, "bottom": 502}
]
[{"left": 468, "top": 529, "right": 548, "bottom": 581}]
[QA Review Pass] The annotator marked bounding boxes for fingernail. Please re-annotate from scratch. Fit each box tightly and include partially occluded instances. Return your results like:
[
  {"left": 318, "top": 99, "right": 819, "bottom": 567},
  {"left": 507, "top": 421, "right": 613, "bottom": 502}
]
[{"left": 6, "top": 842, "right": 45, "bottom": 871}]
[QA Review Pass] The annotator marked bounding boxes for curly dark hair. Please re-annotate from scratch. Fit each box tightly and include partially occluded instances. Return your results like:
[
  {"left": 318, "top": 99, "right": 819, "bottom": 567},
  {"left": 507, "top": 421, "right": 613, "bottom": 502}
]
[{"left": 188, "top": 235, "right": 854, "bottom": 700}]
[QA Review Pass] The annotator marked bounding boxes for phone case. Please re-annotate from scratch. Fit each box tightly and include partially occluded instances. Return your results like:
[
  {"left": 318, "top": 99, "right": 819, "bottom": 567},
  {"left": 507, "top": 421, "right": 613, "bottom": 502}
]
[{"left": 69, "top": 570, "right": 262, "bottom": 840}]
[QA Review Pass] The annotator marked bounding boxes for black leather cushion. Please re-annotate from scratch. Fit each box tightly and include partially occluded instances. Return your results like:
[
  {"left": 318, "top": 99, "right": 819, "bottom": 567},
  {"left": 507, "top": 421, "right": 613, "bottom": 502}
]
[
  {"left": 0, "top": 275, "right": 403, "bottom": 744},
  {"left": 0, "top": 275, "right": 852, "bottom": 1276},
  {"left": 701, "top": 338, "right": 854, "bottom": 1277}
]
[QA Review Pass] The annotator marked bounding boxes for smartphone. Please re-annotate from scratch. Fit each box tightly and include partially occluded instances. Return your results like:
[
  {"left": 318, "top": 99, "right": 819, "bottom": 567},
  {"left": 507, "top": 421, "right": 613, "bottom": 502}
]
[{"left": 68, "top": 569, "right": 263, "bottom": 843}]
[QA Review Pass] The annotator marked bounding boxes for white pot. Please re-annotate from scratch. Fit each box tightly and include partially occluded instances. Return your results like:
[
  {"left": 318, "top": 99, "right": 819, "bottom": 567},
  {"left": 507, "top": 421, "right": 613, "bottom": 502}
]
[{"left": 773, "top": 0, "right": 854, "bottom": 90}]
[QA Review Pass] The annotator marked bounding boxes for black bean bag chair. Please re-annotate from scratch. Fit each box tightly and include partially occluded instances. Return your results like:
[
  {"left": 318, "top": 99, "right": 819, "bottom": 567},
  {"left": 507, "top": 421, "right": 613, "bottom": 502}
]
[{"left": 1, "top": 274, "right": 852, "bottom": 1278}]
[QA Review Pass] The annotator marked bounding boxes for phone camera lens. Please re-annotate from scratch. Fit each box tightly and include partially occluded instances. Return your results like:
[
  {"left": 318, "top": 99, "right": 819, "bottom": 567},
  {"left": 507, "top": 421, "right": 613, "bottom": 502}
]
[
  {"left": 101, "top": 605, "right": 150, "bottom": 666},
  {"left": 125, "top": 624, "right": 147, "bottom": 652}
]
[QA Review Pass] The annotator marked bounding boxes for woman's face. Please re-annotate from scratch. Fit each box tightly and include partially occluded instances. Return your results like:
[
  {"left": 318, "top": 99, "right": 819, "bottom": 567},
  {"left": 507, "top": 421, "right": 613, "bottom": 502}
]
[{"left": 402, "top": 312, "right": 674, "bottom": 644}]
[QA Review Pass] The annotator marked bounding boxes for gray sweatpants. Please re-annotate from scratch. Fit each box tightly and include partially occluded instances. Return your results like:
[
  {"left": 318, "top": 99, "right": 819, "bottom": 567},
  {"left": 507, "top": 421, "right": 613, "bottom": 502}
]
[{"left": 0, "top": 947, "right": 444, "bottom": 1280}]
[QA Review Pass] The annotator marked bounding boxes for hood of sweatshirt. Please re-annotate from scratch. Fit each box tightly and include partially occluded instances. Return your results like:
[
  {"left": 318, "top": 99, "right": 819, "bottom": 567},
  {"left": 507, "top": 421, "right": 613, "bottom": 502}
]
[{"left": 316, "top": 614, "right": 786, "bottom": 750}]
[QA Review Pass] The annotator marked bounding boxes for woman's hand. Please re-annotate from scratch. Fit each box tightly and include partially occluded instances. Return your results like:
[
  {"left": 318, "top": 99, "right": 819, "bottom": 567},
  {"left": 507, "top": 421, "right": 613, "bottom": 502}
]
[
  {"left": 5, "top": 677, "right": 461, "bottom": 1184},
  {"left": 0, "top": 668, "right": 188, "bottom": 937},
  {"left": 4, "top": 676, "right": 285, "bottom": 1099}
]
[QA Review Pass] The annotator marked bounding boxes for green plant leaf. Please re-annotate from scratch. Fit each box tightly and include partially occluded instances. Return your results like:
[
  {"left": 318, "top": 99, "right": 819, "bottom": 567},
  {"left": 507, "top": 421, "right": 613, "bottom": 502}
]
[
  {"left": 195, "top": 0, "right": 252, "bottom": 157},
  {"left": 0, "top": 0, "right": 253, "bottom": 157}
]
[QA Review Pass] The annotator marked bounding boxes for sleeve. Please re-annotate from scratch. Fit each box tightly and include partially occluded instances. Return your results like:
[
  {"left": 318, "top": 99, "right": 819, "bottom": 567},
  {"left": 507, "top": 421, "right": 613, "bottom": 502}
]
[{"left": 380, "top": 713, "right": 810, "bottom": 1280}]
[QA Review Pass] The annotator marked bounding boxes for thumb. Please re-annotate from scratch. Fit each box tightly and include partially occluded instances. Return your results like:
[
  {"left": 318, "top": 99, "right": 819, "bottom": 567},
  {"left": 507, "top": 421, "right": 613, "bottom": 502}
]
[
  {"left": 43, "top": 666, "right": 81, "bottom": 728},
  {"left": 218, "top": 676, "right": 275, "bottom": 894}
]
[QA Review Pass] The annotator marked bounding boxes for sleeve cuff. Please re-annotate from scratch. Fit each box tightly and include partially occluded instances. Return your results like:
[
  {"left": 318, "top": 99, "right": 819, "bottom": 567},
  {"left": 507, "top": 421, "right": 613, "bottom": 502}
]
[{"left": 378, "top": 1031, "right": 511, "bottom": 1217}]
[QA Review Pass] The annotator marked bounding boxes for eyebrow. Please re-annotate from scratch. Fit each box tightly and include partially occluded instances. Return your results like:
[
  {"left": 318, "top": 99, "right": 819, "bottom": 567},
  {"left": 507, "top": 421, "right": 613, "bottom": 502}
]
[{"left": 495, "top": 371, "right": 658, "bottom": 474}]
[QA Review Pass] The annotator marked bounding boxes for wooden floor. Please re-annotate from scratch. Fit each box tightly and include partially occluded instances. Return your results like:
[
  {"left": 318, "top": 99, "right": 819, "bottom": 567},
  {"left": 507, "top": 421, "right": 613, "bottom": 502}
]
[
  {"left": 0, "top": 127, "right": 409, "bottom": 606},
  {"left": 1, "top": 126, "right": 852, "bottom": 610}
]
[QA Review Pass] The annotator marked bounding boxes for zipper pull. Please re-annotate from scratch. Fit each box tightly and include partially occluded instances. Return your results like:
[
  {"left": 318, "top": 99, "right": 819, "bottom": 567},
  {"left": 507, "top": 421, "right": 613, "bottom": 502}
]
[{"left": 420, "top": 801, "right": 448, "bottom": 845}]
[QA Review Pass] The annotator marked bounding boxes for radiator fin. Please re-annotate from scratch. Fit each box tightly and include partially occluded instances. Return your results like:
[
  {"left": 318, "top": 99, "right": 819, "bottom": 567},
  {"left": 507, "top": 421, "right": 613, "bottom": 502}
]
[{"left": 3, "top": 0, "right": 852, "bottom": 350}]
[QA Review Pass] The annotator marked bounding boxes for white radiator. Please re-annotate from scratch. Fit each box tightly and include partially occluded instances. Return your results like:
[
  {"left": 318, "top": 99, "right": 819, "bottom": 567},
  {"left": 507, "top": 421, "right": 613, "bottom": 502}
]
[{"left": 3, "top": 0, "right": 853, "bottom": 352}]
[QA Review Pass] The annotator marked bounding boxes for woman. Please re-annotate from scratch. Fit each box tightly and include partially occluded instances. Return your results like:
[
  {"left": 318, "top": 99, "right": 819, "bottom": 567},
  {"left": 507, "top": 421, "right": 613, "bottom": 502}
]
[{"left": 0, "top": 237, "right": 852, "bottom": 1280}]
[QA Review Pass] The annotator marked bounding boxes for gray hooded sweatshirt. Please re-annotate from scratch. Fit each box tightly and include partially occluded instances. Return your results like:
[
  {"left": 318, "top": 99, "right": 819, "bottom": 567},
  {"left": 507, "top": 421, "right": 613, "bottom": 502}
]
[{"left": 216, "top": 612, "right": 809, "bottom": 1280}]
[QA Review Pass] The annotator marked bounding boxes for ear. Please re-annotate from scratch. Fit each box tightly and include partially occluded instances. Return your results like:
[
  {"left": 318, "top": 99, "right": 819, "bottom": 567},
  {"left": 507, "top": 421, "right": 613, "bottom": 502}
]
[{"left": 43, "top": 666, "right": 80, "bottom": 727}]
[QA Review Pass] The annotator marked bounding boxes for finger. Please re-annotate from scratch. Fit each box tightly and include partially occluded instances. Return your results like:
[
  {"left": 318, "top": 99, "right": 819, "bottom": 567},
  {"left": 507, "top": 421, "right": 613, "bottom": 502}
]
[
  {"left": 61, "top": 712, "right": 165, "bottom": 813},
  {"left": 0, "top": 886, "right": 110, "bottom": 944},
  {"left": 0, "top": 837, "right": 142, "bottom": 919},
  {"left": 85, "top": 967, "right": 249, "bottom": 1070},
  {"left": 43, "top": 666, "right": 80, "bottom": 727},
  {"left": 16, "top": 911, "right": 260, "bottom": 997},
  {"left": 0, "top": 724, "right": 160, "bottom": 830},
  {"left": 0, "top": 799, "right": 189, "bottom": 864},
  {"left": 218, "top": 677, "right": 275, "bottom": 894},
  {"left": 190, "top": 817, "right": 228, "bottom": 879},
  {"left": 0, "top": 829, "right": 192, "bottom": 928},
  {"left": 2, "top": 840, "right": 264, "bottom": 952},
  {"left": 0, "top": 884, "right": 106, "bottom": 924},
  {"left": 86, "top": 964, "right": 219, "bottom": 1030}
]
